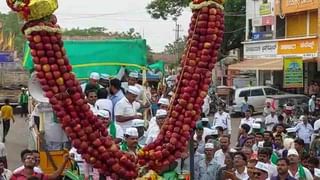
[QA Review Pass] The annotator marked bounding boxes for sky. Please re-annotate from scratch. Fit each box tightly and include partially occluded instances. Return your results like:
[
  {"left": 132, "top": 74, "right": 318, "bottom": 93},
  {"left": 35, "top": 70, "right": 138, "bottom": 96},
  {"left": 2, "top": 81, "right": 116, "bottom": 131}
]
[{"left": 0, "top": 0, "right": 192, "bottom": 52}]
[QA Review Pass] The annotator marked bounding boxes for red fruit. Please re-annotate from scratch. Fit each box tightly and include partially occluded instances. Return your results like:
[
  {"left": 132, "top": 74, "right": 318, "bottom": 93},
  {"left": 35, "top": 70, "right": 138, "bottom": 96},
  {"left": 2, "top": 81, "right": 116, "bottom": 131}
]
[
  {"left": 41, "top": 36, "right": 50, "bottom": 43},
  {"left": 73, "top": 124, "right": 81, "bottom": 132},
  {"left": 50, "top": 36, "right": 58, "bottom": 43},
  {"left": 42, "top": 64, "right": 50, "bottom": 72},
  {"left": 46, "top": 50, "right": 55, "bottom": 57},
  {"left": 53, "top": 71, "right": 61, "bottom": 79},
  {"left": 57, "top": 58, "right": 65, "bottom": 65},
  {"left": 33, "top": 35, "right": 41, "bottom": 43},
  {"left": 93, "top": 139, "right": 102, "bottom": 147},
  {"left": 37, "top": 50, "right": 45, "bottom": 57},
  {"left": 55, "top": 51, "right": 62, "bottom": 58},
  {"left": 35, "top": 43, "right": 44, "bottom": 50},
  {"left": 52, "top": 44, "right": 60, "bottom": 51},
  {"left": 50, "top": 64, "right": 59, "bottom": 71},
  {"left": 44, "top": 43, "right": 52, "bottom": 50},
  {"left": 72, "top": 139, "right": 81, "bottom": 149},
  {"left": 80, "top": 141, "right": 88, "bottom": 150},
  {"left": 89, "top": 157, "right": 96, "bottom": 164}
]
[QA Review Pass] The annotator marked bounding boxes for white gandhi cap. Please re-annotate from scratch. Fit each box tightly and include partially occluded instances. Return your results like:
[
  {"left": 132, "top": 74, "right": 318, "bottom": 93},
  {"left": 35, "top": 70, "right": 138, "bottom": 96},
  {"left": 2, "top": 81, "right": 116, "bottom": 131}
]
[
  {"left": 205, "top": 143, "right": 214, "bottom": 149},
  {"left": 132, "top": 119, "right": 145, "bottom": 127},
  {"left": 89, "top": 72, "right": 100, "bottom": 80},
  {"left": 125, "top": 127, "right": 139, "bottom": 137},
  {"left": 156, "top": 109, "right": 167, "bottom": 117},
  {"left": 128, "top": 86, "right": 141, "bottom": 96},
  {"left": 158, "top": 98, "right": 170, "bottom": 106},
  {"left": 129, "top": 72, "right": 139, "bottom": 78},
  {"left": 97, "top": 110, "right": 110, "bottom": 118},
  {"left": 255, "top": 162, "right": 269, "bottom": 173}
]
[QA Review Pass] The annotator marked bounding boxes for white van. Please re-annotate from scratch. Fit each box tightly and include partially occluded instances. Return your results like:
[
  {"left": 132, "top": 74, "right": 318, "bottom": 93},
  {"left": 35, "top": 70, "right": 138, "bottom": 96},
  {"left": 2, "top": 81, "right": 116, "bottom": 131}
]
[{"left": 232, "top": 86, "right": 281, "bottom": 114}]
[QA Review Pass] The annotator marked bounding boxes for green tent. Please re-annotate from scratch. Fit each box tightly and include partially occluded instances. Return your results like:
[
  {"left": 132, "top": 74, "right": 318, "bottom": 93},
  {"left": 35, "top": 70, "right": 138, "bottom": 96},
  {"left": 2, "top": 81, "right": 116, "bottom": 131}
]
[
  {"left": 148, "top": 60, "right": 165, "bottom": 73},
  {"left": 23, "top": 39, "right": 148, "bottom": 79}
]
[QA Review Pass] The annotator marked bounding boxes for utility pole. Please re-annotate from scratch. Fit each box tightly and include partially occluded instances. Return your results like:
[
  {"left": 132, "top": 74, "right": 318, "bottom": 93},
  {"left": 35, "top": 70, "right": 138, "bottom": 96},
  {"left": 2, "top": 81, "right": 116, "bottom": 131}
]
[{"left": 173, "top": 18, "right": 183, "bottom": 70}]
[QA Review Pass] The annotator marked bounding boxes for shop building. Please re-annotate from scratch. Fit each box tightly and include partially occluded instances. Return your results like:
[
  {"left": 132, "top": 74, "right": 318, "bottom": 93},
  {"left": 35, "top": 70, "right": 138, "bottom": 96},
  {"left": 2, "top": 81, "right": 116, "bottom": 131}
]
[{"left": 228, "top": 0, "right": 320, "bottom": 93}]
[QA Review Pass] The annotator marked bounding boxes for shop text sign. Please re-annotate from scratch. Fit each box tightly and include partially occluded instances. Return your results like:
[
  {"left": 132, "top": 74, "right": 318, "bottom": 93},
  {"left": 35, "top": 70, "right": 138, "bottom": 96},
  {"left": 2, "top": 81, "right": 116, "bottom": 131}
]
[
  {"left": 260, "top": 3, "right": 272, "bottom": 15},
  {"left": 244, "top": 42, "right": 277, "bottom": 58},
  {"left": 277, "top": 38, "right": 317, "bottom": 57},
  {"left": 283, "top": 57, "right": 303, "bottom": 88},
  {"left": 276, "top": 0, "right": 317, "bottom": 14}
]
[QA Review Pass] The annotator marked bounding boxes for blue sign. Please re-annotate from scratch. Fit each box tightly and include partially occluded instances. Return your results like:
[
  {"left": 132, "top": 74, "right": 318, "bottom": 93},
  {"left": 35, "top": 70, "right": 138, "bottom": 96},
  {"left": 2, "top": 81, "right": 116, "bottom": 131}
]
[
  {"left": 252, "top": 32, "right": 273, "bottom": 41},
  {"left": 0, "top": 52, "right": 13, "bottom": 62}
]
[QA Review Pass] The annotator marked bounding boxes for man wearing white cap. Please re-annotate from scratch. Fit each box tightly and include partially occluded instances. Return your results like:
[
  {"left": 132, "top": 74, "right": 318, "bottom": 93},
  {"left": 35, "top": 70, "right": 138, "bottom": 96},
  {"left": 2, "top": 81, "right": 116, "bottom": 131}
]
[
  {"left": 127, "top": 71, "right": 144, "bottom": 101},
  {"left": 212, "top": 106, "right": 232, "bottom": 135},
  {"left": 295, "top": 115, "right": 314, "bottom": 150},
  {"left": 145, "top": 109, "right": 167, "bottom": 145},
  {"left": 284, "top": 128, "right": 296, "bottom": 150},
  {"left": 145, "top": 99, "right": 169, "bottom": 137},
  {"left": 114, "top": 86, "right": 142, "bottom": 131},
  {"left": 265, "top": 110, "right": 279, "bottom": 131},
  {"left": 132, "top": 119, "right": 146, "bottom": 147},
  {"left": 254, "top": 162, "right": 270, "bottom": 180},
  {"left": 97, "top": 110, "right": 123, "bottom": 143},
  {"left": 80, "top": 72, "right": 103, "bottom": 94},
  {"left": 287, "top": 148, "right": 313, "bottom": 179},
  {"left": 195, "top": 143, "right": 221, "bottom": 180},
  {"left": 238, "top": 110, "right": 255, "bottom": 139},
  {"left": 120, "top": 127, "right": 141, "bottom": 156}
]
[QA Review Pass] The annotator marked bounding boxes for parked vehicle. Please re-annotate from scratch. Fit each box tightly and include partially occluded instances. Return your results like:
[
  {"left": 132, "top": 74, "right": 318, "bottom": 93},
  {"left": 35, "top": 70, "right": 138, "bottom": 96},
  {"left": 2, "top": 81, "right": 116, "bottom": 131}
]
[{"left": 232, "top": 86, "right": 282, "bottom": 114}]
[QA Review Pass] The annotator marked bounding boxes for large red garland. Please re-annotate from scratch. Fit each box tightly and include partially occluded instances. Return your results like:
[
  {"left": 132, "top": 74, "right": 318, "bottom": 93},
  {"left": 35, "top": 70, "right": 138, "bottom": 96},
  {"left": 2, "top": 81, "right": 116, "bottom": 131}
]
[{"left": 7, "top": 0, "right": 224, "bottom": 179}]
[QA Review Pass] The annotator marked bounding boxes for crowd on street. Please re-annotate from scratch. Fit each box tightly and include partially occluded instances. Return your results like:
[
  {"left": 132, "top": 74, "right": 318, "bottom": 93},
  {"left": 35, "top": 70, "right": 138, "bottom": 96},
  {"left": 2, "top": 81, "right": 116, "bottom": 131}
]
[{"left": 0, "top": 71, "right": 319, "bottom": 180}]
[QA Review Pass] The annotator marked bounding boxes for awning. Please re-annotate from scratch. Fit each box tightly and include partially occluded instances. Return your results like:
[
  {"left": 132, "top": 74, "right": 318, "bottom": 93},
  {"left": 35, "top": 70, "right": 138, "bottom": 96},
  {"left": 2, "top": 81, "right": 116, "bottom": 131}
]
[{"left": 228, "top": 59, "right": 283, "bottom": 71}]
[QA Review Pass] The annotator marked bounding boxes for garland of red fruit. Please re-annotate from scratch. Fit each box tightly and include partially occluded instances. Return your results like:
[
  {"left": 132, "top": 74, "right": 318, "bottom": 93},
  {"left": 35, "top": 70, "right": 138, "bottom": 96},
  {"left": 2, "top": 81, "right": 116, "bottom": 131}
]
[
  {"left": 7, "top": 0, "right": 224, "bottom": 178},
  {"left": 138, "top": 0, "right": 225, "bottom": 170}
]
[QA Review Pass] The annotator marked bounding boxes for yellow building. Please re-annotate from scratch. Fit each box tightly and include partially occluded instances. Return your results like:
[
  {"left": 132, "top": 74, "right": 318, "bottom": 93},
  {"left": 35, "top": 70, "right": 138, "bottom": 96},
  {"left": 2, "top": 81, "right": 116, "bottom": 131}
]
[{"left": 229, "top": 0, "right": 320, "bottom": 93}]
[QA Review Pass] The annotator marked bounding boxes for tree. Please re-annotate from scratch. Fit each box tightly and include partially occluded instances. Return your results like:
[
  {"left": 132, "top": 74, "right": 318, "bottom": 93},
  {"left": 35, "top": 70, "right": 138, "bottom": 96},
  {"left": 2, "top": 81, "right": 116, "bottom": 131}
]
[
  {"left": 0, "top": 12, "right": 25, "bottom": 56},
  {"left": 163, "top": 36, "right": 187, "bottom": 58},
  {"left": 147, "top": 0, "right": 245, "bottom": 59}
]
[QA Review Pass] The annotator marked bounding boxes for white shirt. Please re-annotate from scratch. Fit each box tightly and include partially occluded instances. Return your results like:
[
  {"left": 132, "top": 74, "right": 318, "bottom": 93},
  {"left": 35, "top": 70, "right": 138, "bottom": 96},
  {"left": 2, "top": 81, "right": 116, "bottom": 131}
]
[
  {"left": 13, "top": 166, "right": 42, "bottom": 173},
  {"left": 202, "top": 95, "right": 210, "bottom": 116},
  {"left": 265, "top": 114, "right": 279, "bottom": 131},
  {"left": 212, "top": 112, "right": 232, "bottom": 134},
  {"left": 114, "top": 97, "right": 137, "bottom": 131},
  {"left": 95, "top": 99, "right": 113, "bottom": 116},
  {"left": 213, "top": 148, "right": 237, "bottom": 166},
  {"left": 289, "top": 166, "right": 314, "bottom": 180},
  {"left": 108, "top": 123, "right": 124, "bottom": 140},
  {"left": 89, "top": 104, "right": 99, "bottom": 115},
  {"left": 283, "top": 137, "right": 295, "bottom": 150},
  {"left": 145, "top": 116, "right": 156, "bottom": 138},
  {"left": 193, "top": 127, "right": 212, "bottom": 142},
  {"left": 235, "top": 167, "right": 249, "bottom": 179},
  {"left": 267, "top": 163, "right": 278, "bottom": 178},
  {"left": 239, "top": 117, "right": 255, "bottom": 129},
  {"left": 0, "top": 142, "right": 6, "bottom": 157},
  {"left": 145, "top": 125, "right": 160, "bottom": 145},
  {"left": 314, "top": 119, "right": 320, "bottom": 132},
  {"left": 295, "top": 122, "right": 314, "bottom": 144},
  {"left": 0, "top": 169, "right": 12, "bottom": 180}
]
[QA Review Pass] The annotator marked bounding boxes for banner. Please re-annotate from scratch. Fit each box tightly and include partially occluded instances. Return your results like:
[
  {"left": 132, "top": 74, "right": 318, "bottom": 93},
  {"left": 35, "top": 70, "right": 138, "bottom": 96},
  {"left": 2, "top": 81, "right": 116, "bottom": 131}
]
[
  {"left": 277, "top": 38, "right": 318, "bottom": 58},
  {"left": 260, "top": 3, "right": 271, "bottom": 15},
  {"left": 275, "top": 0, "right": 317, "bottom": 14},
  {"left": 283, "top": 57, "right": 303, "bottom": 88}
]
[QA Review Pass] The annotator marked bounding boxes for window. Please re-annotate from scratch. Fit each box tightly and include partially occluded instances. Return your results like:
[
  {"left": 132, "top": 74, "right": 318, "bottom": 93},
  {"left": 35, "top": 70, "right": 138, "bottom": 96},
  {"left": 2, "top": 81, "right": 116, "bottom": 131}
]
[
  {"left": 276, "top": 17, "right": 285, "bottom": 38},
  {"left": 239, "top": 90, "right": 250, "bottom": 97},
  {"left": 250, "top": 89, "right": 264, "bottom": 96},
  {"left": 263, "top": 0, "right": 268, "bottom": 3},
  {"left": 264, "top": 88, "right": 278, "bottom": 95},
  {"left": 248, "top": 19, "right": 253, "bottom": 40}
]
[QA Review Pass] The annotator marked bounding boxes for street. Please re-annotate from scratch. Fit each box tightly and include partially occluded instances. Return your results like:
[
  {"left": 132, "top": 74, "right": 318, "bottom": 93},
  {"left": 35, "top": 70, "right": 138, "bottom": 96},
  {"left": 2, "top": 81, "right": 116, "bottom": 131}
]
[{"left": 5, "top": 115, "right": 29, "bottom": 170}]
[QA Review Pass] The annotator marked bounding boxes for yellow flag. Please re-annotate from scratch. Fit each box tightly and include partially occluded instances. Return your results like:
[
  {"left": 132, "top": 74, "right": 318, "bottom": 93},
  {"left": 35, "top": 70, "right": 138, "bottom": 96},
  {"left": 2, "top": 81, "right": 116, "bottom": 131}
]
[{"left": 0, "top": 30, "right": 4, "bottom": 50}]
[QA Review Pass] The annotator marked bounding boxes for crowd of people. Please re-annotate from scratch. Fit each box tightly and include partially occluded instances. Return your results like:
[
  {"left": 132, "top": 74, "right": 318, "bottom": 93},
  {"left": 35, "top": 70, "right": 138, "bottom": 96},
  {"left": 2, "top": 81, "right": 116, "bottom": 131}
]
[{"left": 1, "top": 70, "right": 320, "bottom": 180}]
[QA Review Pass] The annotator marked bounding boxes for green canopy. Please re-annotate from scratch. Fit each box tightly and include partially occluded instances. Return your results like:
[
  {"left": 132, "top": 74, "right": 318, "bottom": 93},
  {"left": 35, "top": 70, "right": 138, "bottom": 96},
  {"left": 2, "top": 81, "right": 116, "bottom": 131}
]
[
  {"left": 23, "top": 39, "right": 148, "bottom": 79},
  {"left": 148, "top": 60, "right": 165, "bottom": 73}
]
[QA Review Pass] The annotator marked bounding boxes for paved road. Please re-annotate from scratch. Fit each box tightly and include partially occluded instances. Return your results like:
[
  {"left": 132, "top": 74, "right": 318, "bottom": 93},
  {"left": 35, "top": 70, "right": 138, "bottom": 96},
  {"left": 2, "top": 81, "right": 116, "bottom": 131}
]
[{"left": 6, "top": 115, "right": 29, "bottom": 171}]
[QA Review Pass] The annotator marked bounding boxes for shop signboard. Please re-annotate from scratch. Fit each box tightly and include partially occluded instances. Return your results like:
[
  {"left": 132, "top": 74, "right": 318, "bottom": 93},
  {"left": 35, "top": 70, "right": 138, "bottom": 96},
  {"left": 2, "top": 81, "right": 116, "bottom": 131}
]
[
  {"left": 253, "top": 17, "right": 262, "bottom": 27},
  {"left": 277, "top": 38, "right": 318, "bottom": 58},
  {"left": 260, "top": 3, "right": 272, "bottom": 15},
  {"left": 283, "top": 56, "right": 303, "bottom": 88},
  {"left": 275, "top": 0, "right": 317, "bottom": 14},
  {"left": 262, "top": 16, "right": 274, "bottom": 25},
  {"left": 252, "top": 32, "right": 273, "bottom": 41},
  {"left": 244, "top": 42, "right": 277, "bottom": 58}
]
